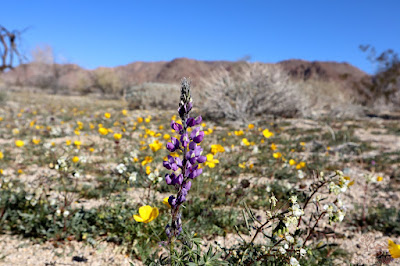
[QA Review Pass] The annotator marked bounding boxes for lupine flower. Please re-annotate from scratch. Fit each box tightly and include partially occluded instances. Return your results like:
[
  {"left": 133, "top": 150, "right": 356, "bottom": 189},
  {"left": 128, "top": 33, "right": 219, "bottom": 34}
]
[
  {"left": 163, "top": 78, "right": 205, "bottom": 239},
  {"left": 133, "top": 205, "right": 159, "bottom": 223}
]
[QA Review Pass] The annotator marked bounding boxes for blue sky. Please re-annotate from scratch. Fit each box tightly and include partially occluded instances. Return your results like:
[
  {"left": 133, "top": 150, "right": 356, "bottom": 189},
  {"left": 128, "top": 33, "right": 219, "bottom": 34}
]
[{"left": 2, "top": 1, "right": 400, "bottom": 73}]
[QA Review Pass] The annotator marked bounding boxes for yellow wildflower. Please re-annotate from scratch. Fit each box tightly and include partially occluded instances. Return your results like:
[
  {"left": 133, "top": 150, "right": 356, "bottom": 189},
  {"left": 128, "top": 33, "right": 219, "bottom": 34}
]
[
  {"left": 122, "top": 109, "right": 128, "bottom": 116},
  {"left": 137, "top": 117, "right": 144, "bottom": 123},
  {"left": 238, "top": 162, "right": 246, "bottom": 169},
  {"left": 104, "top": 112, "right": 111, "bottom": 119},
  {"left": 296, "top": 161, "right": 306, "bottom": 170},
  {"left": 234, "top": 130, "right": 244, "bottom": 136},
  {"left": 12, "top": 128, "right": 19, "bottom": 135},
  {"left": 15, "top": 140, "right": 25, "bottom": 147},
  {"left": 262, "top": 129, "right": 274, "bottom": 138},
  {"left": 32, "top": 138, "right": 41, "bottom": 145},
  {"left": 74, "top": 140, "right": 81, "bottom": 147},
  {"left": 146, "top": 166, "right": 151, "bottom": 175},
  {"left": 89, "top": 147, "right": 95, "bottom": 153},
  {"left": 389, "top": 239, "right": 400, "bottom": 258},
  {"left": 289, "top": 159, "right": 296, "bottom": 166},
  {"left": 114, "top": 133, "right": 122, "bottom": 140},
  {"left": 242, "top": 138, "right": 250, "bottom": 146},
  {"left": 149, "top": 140, "right": 163, "bottom": 152},
  {"left": 163, "top": 134, "right": 171, "bottom": 140},
  {"left": 99, "top": 127, "right": 108, "bottom": 135},
  {"left": 0, "top": 151, "right": 3, "bottom": 159},
  {"left": 133, "top": 205, "right": 159, "bottom": 223},
  {"left": 273, "top": 152, "right": 282, "bottom": 159},
  {"left": 377, "top": 176, "right": 383, "bottom": 182},
  {"left": 72, "top": 156, "right": 80, "bottom": 163},
  {"left": 270, "top": 143, "right": 277, "bottom": 151},
  {"left": 205, "top": 154, "right": 219, "bottom": 168},
  {"left": 145, "top": 117, "right": 151, "bottom": 123},
  {"left": 17, "top": 169, "right": 24, "bottom": 175},
  {"left": 211, "top": 144, "right": 225, "bottom": 155},
  {"left": 163, "top": 197, "right": 171, "bottom": 208},
  {"left": 141, "top": 156, "right": 153, "bottom": 166},
  {"left": 66, "top": 140, "right": 72, "bottom": 146},
  {"left": 248, "top": 124, "right": 255, "bottom": 129}
]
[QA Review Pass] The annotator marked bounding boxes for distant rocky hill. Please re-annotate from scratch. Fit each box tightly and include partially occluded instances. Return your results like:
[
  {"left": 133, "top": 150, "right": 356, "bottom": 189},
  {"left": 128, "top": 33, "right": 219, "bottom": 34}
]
[{"left": 0, "top": 58, "right": 368, "bottom": 96}]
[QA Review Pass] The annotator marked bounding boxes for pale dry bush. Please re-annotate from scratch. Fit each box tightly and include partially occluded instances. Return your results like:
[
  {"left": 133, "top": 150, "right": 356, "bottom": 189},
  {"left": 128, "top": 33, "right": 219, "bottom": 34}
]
[
  {"left": 296, "top": 79, "right": 365, "bottom": 118},
  {"left": 125, "top": 82, "right": 180, "bottom": 109},
  {"left": 199, "top": 63, "right": 310, "bottom": 122}
]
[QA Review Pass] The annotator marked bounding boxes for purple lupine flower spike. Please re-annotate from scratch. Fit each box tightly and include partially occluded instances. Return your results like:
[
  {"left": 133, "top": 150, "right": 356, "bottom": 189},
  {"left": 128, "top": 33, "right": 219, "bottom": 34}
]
[{"left": 165, "top": 78, "right": 204, "bottom": 239}]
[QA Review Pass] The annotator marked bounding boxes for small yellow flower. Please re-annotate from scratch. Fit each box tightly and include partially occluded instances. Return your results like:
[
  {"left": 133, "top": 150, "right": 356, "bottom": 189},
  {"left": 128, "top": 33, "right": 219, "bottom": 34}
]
[
  {"left": 141, "top": 156, "right": 153, "bottom": 166},
  {"left": 66, "top": 140, "right": 72, "bottom": 146},
  {"left": 74, "top": 130, "right": 81, "bottom": 136},
  {"left": 0, "top": 169, "right": 3, "bottom": 175},
  {"left": 163, "top": 197, "right": 171, "bottom": 208},
  {"left": 17, "top": 169, "right": 24, "bottom": 175},
  {"left": 210, "top": 144, "right": 225, "bottom": 155},
  {"left": 89, "top": 147, "right": 95, "bottom": 153},
  {"left": 133, "top": 205, "right": 159, "bottom": 223},
  {"left": 377, "top": 176, "right": 383, "bottom": 182},
  {"left": 262, "top": 129, "right": 274, "bottom": 138},
  {"left": 163, "top": 134, "right": 171, "bottom": 140},
  {"left": 238, "top": 162, "right": 246, "bottom": 169},
  {"left": 205, "top": 154, "right": 219, "bottom": 168},
  {"left": 0, "top": 151, "right": 3, "bottom": 159},
  {"left": 273, "top": 152, "right": 282, "bottom": 159},
  {"left": 270, "top": 143, "right": 277, "bottom": 151},
  {"left": 234, "top": 130, "right": 244, "bottom": 136},
  {"left": 149, "top": 140, "right": 163, "bottom": 152},
  {"left": 104, "top": 112, "right": 111, "bottom": 119},
  {"left": 74, "top": 140, "right": 81, "bottom": 147},
  {"left": 146, "top": 166, "right": 151, "bottom": 175},
  {"left": 122, "top": 109, "right": 128, "bottom": 116},
  {"left": 137, "top": 117, "right": 144, "bottom": 123},
  {"left": 300, "top": 142, "right": 306, "bottom": 146},
  {"left": 145, "top": 117, "right": 151, "bottom": 123},
  {"left": 12, "top": 128, "right": 19, "bottom": 135},
  {"left": 99, "top": 127, "right": 108, "bottom": 135},
  {"left": 242, "top": 138, "right": 250, "bottom": 146},
  {"left": 248, "top": 124, "right": 255, "bottom": 129},
  {"left": 296, "top": 161, "right": 306, "bottom": 170},
  {"left": 388, "top": 239, "right": 400, "bottom": 258},
  {"left": 15, "top": 140, "right": 25, "bottom": 147},
  {"left": 114, "top": 133, "right": 122, "bottom": 140},
  {"left": 72, "top": 156, "right": 80, "bottom": 163},
  {"left": 289, "top": 159, "right": 296, "bottom": 166},
  {"left": 32, "top": 138, "right": 41, "bottom": 145}
]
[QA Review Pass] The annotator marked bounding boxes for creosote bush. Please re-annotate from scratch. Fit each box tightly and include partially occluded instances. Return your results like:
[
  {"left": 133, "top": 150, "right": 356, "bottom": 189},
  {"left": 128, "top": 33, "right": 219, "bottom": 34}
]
[{"left": 199, "top": 63, "right": 310, "bottom": 122}]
